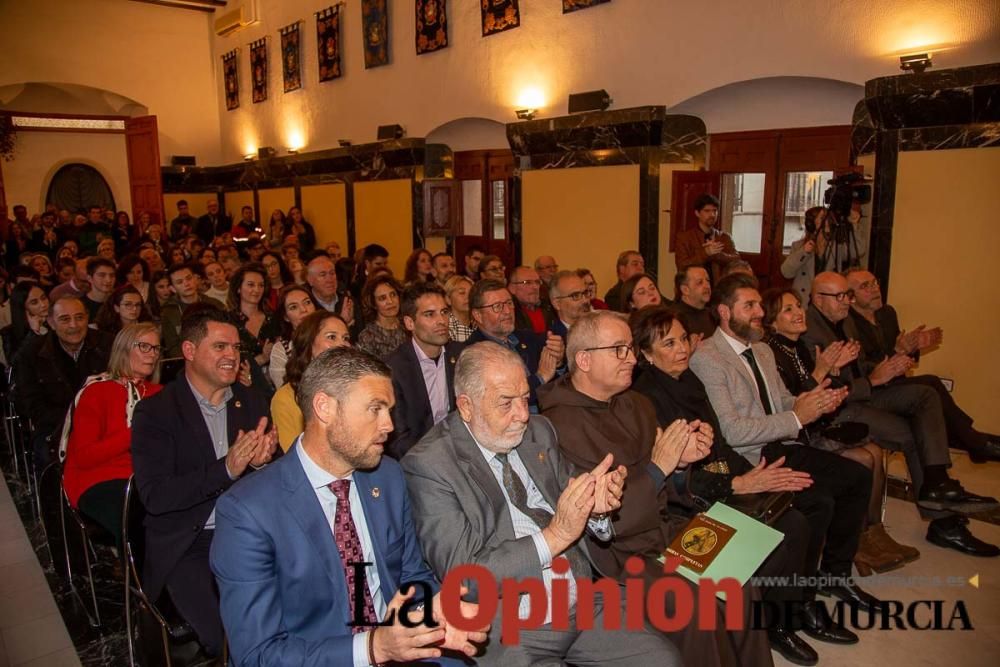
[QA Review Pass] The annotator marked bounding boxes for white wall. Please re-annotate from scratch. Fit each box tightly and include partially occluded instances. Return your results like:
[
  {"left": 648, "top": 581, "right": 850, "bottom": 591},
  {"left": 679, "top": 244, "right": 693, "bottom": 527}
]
[
  {"left": 0, "top": 0, "right": 221, "bottom": 165},
  {"left": 210, "top": 0, "right": 1000, "bottom": 162},
  {"left": 3, "top": 132, "right": 131, "bottom": 216}
]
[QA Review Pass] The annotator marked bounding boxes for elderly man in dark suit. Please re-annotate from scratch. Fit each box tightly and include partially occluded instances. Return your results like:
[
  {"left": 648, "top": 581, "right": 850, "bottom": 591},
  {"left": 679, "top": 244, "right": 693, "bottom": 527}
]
[
  {"left": 403, "top": 341, "right": 680, "bottom": 666},
  {"left": 465, "top": 279, "right": 563, "bottom": 409},
  {"left": 802, "top": 271, "right": 998, "bottom": 557},
  {"left": 131, "top": 308, "right": 277, "bottom": 656},
  {"left": 385, "top": 282, "right": 464, "bottom": 459}
]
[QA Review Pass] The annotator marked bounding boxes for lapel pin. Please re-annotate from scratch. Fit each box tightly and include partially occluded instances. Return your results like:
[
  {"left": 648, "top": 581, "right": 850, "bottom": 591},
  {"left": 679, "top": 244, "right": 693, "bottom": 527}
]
[
  {"left": 520, "top": 343, "right": 527, "bottom": 350},
  {"left": 234, "top": 400, "right": 242, "bottom": 408},
  {"left": 371, "top": 487, "right": 380, "bottom": 498},
  {"left": 450, "top": 356, "right": 456, "bottom": 364},
  {"left": 538, "top": 452, "right": 545, "bottom": 462}
]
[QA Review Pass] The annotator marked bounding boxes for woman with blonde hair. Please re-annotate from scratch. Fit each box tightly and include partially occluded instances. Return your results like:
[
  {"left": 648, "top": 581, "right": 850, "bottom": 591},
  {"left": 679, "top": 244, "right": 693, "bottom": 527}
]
[
  {"left": 61, "top": 323, "right": 163, "bottom": 545},
  {"left": 444, "top": 274, "right": 476, "bottom": 342}
]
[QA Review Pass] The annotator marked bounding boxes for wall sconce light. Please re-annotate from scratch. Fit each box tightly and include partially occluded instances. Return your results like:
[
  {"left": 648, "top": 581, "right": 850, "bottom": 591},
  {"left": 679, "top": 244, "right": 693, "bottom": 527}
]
[
  {"left": 286, "top": 148, "right": 299, "bottom": 155},
  {"left": 338, "top": 139, "right": 352, "bottom": 147},
  {"left": 243, "top": 154, "right": 255, "bottom": 161},
  {"left": 257, "top": 146, "right": 277, "bottom": 159},
  {"left": 900, "top": 53, "right": 932, "bottom": 74},
  {"left": 515, "top": 109, "right": 537, "bottom": 121}
]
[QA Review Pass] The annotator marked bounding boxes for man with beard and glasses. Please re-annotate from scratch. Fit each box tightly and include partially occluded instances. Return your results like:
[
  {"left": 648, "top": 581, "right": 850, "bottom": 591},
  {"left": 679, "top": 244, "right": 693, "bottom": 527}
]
[
  {"left": 212, "top": 347, "right": 488, "bottom": 665},
  {"left": 689, "top": 273, "right": 879, "bottom": 644},
  {"left": 385, "top": 283, "right": 464, "bottom": 459},
  {"left": 403, "top": 342, "right": 680, "bottom": 666},
  {"left": 132, "top": 308, "right": 276, "bottom": 657}
]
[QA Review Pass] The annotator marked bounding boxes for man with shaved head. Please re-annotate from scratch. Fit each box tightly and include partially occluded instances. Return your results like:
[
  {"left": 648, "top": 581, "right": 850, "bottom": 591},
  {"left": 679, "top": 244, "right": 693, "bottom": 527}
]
[
  {"left": 509, "top": 265, "right": 555, "bottom": 335},
  {"left": 803, "top": 271, "right": 998, "bottom": 557},
  {"left": 845, "top": 268, "right": 999, "bottom": 464}
]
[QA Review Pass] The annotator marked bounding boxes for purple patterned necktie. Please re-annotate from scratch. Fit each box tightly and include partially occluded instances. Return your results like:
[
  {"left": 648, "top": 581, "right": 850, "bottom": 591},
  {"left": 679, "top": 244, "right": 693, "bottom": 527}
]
[{"left": 329, "top": 480, "right": 379, "bottom": 633}]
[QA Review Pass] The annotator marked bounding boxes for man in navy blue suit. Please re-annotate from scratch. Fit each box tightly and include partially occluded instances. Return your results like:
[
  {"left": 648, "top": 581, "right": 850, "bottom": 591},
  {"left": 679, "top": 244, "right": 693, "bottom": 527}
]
[{"left": 211, "top": 347, "right": 487, "bottom": 665}]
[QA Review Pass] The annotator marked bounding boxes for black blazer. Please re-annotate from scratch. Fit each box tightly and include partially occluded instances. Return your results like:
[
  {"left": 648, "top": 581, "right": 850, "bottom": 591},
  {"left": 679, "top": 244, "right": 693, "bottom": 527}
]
[
  {"left": 465, "top": 328, "right": 546, "bottom": 403},
  {"left": 384, "top": 338, "right": 462, "bottom": 460},
  {"left": 130, "top": 376, "right": 270, "bottom": 600},
  {"left": 195, "top": 212, "right": 232, "bottom": 244}
]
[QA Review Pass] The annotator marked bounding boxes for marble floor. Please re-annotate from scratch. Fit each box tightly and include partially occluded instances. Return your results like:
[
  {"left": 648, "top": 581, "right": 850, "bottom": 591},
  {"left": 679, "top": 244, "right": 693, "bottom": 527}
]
[{"left": 2, "top": 443, "right": 998, "bottom": 666}]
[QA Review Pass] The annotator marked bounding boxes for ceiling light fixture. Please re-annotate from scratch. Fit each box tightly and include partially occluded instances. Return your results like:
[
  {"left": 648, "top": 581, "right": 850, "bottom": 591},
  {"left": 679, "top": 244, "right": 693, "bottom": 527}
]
[
  {"left": 515, "top": 109, "right": 537, "bottom": 121},
  {"left": 899, "top": 53, "right": 932, "bottom": 74}
]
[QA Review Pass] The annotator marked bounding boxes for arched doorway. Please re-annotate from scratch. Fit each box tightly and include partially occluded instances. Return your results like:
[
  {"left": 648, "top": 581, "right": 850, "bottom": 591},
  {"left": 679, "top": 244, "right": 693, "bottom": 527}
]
[{"left": 46, "top": 163, "right": 116, "bottom": 213}]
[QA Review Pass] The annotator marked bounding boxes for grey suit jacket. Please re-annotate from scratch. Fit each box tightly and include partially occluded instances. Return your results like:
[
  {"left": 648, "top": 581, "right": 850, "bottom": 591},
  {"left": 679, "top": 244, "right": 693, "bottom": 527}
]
[
  {"left": 401, "top": 411, "right": 597, "bottom": 602},
  {"left": 688, "top": 331, "right": 800, "bottom": 463},
  {"left": 800, "top": 304, "right": 873, "bottom": 403}
]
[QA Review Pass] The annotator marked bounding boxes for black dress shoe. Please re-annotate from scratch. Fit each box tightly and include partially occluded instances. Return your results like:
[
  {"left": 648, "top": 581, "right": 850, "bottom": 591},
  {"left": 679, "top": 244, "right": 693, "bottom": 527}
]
[
  {"left": 927, "top": 516, "right": 1000, "bottom": 557},
  {"left": 816, "top": 571, "right": 881, "bottom": 612},
  {"left": 917, "top": 479, "right": 1000, "bottom": 513},
  {"left": 799, "top": 602, "right": 859, "bottom": 645},
  {"left": 768, "top": 627, "right": 818, "bottom": 666},
  {"left": 969, "top": 440, "right": 1000, "bottom": 464}
]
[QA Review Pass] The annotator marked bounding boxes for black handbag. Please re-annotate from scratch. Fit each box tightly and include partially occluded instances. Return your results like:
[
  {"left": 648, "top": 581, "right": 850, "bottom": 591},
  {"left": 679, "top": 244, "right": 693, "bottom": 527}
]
[{"left": 725, "top": 491, "right": 794, "bottom": 526}]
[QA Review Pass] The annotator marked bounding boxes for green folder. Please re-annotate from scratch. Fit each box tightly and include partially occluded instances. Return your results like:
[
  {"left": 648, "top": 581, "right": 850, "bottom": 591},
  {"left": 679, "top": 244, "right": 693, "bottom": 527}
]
[{"left": 658, "top": 502, "right": 783, "bottom": 600}]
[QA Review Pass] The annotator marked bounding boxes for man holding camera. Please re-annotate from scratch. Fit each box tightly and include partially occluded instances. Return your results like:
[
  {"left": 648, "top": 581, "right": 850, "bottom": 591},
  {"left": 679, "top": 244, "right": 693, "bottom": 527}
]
[{"left": 783, "top": 201, "right": 869, "bottom": 305}]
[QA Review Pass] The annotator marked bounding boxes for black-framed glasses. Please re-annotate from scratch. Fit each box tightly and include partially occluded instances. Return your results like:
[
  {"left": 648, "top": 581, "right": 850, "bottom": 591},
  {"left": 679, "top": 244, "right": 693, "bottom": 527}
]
[
  {"left": 818, "top": 290, "right": 855, "bottom": 303},
  {"left": 583, "top": 344, "right": 635, "bottom": 360},
  {"left": 474, "top": 299, "right": 515, "bottom": 314},
  {"left": 554, "top": 290, "right": 588, "bottom": 302},
  {"left": 510, "top": 279, "right": 541, "bottom": 287},
  {"left": 133, "top": 342, "right": 162, "bottom": 355}
]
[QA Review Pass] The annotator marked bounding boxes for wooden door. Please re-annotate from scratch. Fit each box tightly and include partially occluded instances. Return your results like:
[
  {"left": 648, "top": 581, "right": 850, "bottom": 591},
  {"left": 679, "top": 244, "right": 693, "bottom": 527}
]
[
  {"left": 670, "top": 170, "right": 721, "bottom": 251},
  {"left": 454, "top": 150, "right": 516, "bottom": 273},
  {"left": 124, "top": 116, "right": 163, "bottom": 233}
]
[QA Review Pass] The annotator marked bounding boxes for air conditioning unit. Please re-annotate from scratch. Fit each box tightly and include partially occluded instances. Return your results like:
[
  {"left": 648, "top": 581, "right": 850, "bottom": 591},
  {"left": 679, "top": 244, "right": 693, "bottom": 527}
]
[{"left": 215, "top": 2, "right": 258, "bottom": 37}]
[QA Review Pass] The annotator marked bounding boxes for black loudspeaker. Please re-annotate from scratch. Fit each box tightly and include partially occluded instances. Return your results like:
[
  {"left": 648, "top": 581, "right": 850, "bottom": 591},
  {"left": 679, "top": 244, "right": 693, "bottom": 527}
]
[
  {"left": 568, "top": 89, "right": 612, "bottom": 114},
  {"left": 377, "top": 124, "right": 405, "bottom": 140},
  {"left": 170, "top": 155, "right": 196, "bottom": 166},
  {"left": 257, "top": 146, "right": 277, "bottom": 159}
]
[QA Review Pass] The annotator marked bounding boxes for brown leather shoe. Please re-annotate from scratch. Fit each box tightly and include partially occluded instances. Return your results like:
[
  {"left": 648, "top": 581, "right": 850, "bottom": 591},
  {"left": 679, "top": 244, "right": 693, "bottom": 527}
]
[
  {"left": 868, "top": 522, "right": 920, "bottom": 565},
  {"left": 854, "top": 524, "right": 906, "bottom": 576}
]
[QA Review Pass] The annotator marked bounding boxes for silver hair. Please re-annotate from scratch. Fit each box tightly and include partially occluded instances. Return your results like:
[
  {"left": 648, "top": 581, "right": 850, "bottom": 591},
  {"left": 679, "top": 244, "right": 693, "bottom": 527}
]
[
  {"left": 547, "top": 270, "right": 579, "bottom": 299},
  {"left": 454, "top": 342, "right": 526, "bottom": 401},
  {"left": 566, "top": 310, "right": 628, "bottom": 374}
]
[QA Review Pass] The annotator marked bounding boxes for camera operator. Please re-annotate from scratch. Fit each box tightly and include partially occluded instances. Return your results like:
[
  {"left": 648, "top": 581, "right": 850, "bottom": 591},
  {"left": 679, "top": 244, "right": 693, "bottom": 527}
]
[{"left": 782, "top": 204, "right": 868, "bottom": 305}]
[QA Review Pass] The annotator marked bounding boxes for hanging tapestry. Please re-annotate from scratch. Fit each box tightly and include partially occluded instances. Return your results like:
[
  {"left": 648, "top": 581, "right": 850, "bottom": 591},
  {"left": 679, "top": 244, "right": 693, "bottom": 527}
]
[
  {"left": 222, "top": 50, "right": 239, "bottom": 110},
  {"left": 415, "top": 0, "right": 448, "bottom": 54},
  {"left": 481, "top": 0, "right": 519, "bottom": 36},
  {"left": 362, "top": 0, "right": 390, "bottom": 68},
  {"left": 562, "top": 0, "right": 610, "bottom": 13},
  {"left": 316, "top": 5, "right": 343, "bottom": 82},
  {"left": 279, "top": 22, "right": 302, "bottom": 92},
  {"left": 250, "top": 38, "right": 268, "bottom": 103}
]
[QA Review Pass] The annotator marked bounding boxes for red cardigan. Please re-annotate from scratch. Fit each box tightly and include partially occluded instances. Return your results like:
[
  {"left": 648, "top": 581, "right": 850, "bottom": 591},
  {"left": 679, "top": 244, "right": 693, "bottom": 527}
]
[{"left": 62, "top": 379, "right": 163, "bottom": 507}]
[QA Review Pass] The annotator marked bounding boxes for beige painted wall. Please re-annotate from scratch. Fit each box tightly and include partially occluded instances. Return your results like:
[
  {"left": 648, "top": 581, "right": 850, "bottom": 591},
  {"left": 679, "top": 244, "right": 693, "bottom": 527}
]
[
  {"left": 163, "top": 193, "right": 218, "bottom": 220},
  {"left": 354, "top": 180, "right": 413, "bottom": 278},
  {"left": 890, "top": 148, "right": 1000, "bottom": 433},
  {"left": 3, "top": 132, "right": 131, "bottom": 215},
  {"left": 522, "top": 165, "right": 639, "bottom": 297},
  {"left": 301, "top": 184, "right": 348, "bottom": 251},
  {"left": 0, "top": 0, "right": 221, "bottom": 164}
]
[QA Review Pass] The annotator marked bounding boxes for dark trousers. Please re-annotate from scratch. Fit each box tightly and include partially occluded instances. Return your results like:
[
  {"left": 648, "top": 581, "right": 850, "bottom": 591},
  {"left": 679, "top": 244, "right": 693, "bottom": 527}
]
[
  {"left": 77, "top": 479, "right": 129, "bottom": 550},
  {"left": 762, "top": 443, "right": 871, "bottom": 581},
  {"left": 164, "top": 530, "right": 224, "bottom": 657},
  {"left": 898, "top": 375, "right": 988, "bottom": 453},
  {"left": 757, "top": 508, "right": 810, "bottom": 627}
]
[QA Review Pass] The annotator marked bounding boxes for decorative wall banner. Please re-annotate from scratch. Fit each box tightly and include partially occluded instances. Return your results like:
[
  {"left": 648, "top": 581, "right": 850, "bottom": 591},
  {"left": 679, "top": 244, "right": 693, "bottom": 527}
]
[
  {"left": 250, "top": 38, "right": 268, "bottom": 103},
  {"left": 481, "top": 0, "right": 519, "bottom": 36},
  {"left": 415, "top": 0, "right": 448, "bottom": 54},
  {"left": 316, "top": 5, "right": 342, "bottom": 82},
  {"left": 362, "top": 0, "right": 390, "bottom": 68},
  {"left": 222, "top": 49, "right": 239, "bottom": 110},
  {"left": 279, "top": 22, "right": 302, "bottom": 92},
  {"left": 563, "top": 0, "right": 610, "bottom": 13}
]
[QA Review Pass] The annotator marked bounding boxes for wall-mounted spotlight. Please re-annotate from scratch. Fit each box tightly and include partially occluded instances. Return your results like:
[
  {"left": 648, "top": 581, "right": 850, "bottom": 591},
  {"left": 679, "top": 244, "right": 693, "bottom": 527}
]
[
  {"left": 377, "top": 124, "right": 405, "bottom": 141},
  {"left": 900, "top": 53, "right": 932, "bottom": 74},
  {"left": 286, "top": 148, "right": 300, "bottom": 155},
  {"left": 243, "top": 154, "right": 255, "bottom": 161},
  {"left": 515, "top": 109, "right": 537, "bottom": 120},
  {"left": 257, "top": 146, "right": 277, "bottom": 159},
  {"left": 338, "top": 139, "right": 352, "bottom": 147},
  {"left": 568, "top": 89, "right": 612, "bottom": 114}
]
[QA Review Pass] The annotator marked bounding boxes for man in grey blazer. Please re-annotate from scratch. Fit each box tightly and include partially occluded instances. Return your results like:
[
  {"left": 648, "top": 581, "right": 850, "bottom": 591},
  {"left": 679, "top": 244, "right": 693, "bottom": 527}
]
[
  {"left": 402, "top": 342, "right": 680, "bottom": 666},
  {"left": 690, "top": 273, "right": 878, "bottom": 638},
  {"left": 802, "top": 271, "right": 998, "bottom": 557}
]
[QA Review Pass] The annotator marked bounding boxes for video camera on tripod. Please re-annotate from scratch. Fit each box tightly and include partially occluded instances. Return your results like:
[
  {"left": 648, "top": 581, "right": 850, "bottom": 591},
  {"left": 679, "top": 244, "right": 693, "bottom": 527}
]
[{"left": 804, "top": 171, "right": 873, "bottom": 271}]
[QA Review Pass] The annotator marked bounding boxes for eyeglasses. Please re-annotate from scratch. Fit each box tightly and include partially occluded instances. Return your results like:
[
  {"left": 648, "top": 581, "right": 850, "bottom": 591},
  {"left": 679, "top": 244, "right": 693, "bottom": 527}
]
[
  {"left": 133, "top": 342, "right": 162, "bottom": 355},
  {"left": 484, "top": 265, "right": 506, "bottom": 273},
  {"left": 583, "top": 344, "right": 635, "bottom": 360},
  {"left": 510, "top": 279, "right": 541, "bottom": 287},
  {"left": 475, "top": 299, "right": 515, "bottom": 314},
  {"left": 554, "top": 291, "right": 588, "bottom": 302},
  {"left": 818, "top": 290, "right": 855, "bottom": 303},
  {"left": 857, "top": 278, "right": 880, "bottom": 291}
]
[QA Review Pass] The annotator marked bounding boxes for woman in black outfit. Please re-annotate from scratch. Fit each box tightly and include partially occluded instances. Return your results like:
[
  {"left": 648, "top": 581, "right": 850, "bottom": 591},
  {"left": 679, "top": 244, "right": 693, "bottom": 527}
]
[
  {"left": 630, "top": 306, "right": 823, "bottom": 664},
  {"left": 761, "top": 287, "right": 918, "bottom": 573}
]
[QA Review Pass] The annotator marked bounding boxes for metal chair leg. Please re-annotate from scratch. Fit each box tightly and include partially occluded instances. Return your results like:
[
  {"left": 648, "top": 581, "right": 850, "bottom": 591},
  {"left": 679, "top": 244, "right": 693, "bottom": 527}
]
[{"left": 78, "top": 522, "right": 102, "bottom": 628}]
